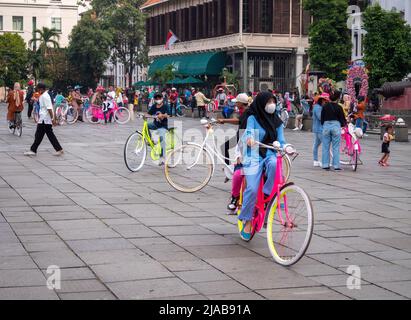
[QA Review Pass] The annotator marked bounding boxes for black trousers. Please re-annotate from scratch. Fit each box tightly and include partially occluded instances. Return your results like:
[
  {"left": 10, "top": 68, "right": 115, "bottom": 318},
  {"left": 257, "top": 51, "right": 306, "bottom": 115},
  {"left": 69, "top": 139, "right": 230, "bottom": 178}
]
[
  {"left": 27, "top": 102, "right": 34, "bottom": 118},
  {"left": 30, "top": 122, "right": 63, "bottom": 153},
  {"left": 198, "top": 106, "right": 207, "bottom": 118}
]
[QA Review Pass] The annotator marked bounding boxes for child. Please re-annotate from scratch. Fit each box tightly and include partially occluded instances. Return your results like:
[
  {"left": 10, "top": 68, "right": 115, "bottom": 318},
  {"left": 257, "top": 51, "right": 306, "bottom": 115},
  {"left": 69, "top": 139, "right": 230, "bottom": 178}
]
[
  {"left": 54, "top": 90, "right": 65, "bottom": 111},
  {"left": 102, "top": 92, "right": 115, "bottom": 124},
  {"left": 379, "top": 125, "right": 394, "bottom": 167}
]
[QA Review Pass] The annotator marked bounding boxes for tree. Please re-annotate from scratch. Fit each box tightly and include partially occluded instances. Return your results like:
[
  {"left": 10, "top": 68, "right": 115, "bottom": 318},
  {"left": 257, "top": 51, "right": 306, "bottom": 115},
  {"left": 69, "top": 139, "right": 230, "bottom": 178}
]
[
  {"left": 363, "top": 4, "right": 411, "bottom": 89},
  {"left": 151, "top": 64, "right": 175, "bottom": 87},
  {"left": 304, "top": 0, "right": 352, "bottom": 81},
  {"left": 0, "top": 33, "right": 28, "bottom": 87},
  {"left": 67, "top": 11, "right": 112, "bottom": 88},
  {"left": 220, "top": 68, "right": 240, "bottom": 90},
  {"left": 29, "top": 27, "right": 60, "bottom": 57},
  {"left": 94, "top": 0, "right": 149, "bottom": 86}
]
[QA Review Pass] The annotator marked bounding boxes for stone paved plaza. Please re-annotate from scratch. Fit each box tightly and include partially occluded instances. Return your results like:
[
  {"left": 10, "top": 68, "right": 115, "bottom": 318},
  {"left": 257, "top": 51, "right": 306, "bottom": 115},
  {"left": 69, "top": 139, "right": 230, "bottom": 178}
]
[{"left": 0, "top": 107, "right": 411, "bottom": 300}]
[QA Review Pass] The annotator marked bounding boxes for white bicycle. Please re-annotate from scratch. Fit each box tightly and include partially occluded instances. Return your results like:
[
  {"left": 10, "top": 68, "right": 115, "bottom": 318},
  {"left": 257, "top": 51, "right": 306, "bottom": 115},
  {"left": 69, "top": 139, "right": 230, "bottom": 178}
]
[{"left": 164, "top": 118, "right": 292, "bottom": 193}]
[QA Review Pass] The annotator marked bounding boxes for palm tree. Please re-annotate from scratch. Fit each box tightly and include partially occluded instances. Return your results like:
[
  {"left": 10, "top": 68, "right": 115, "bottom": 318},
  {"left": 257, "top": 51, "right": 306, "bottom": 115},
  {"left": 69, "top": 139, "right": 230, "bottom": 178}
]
[
  {"left": 29, "top": 27, "right": 60, "bottom": 58},
  {"left": 29, "top": 27, "right": 60, "bottom": 80}
]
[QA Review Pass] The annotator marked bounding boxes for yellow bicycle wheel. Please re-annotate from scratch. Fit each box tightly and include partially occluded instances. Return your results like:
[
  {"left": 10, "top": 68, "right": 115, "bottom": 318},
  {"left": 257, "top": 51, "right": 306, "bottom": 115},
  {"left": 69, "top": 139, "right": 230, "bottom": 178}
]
[{"left": 266, "top": 184, "right": 313, "bottom": 266}]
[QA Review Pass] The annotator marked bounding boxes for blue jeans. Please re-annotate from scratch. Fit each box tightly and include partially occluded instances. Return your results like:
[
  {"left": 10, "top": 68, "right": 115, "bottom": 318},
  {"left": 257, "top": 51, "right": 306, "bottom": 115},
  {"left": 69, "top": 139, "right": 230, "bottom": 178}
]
[
  {"left": 355, "top": 118, "right": 363, "bottom": 130},
  {"left": 148, "top": 123, "right": 167, "bottom": 157},
  {"left": 322, "top": 121, "right": 341, "bottom": 169},
  {"left": 238, "top": 156, "right": 277, "bottom": 222},
  {"left": 313, "top": 132, "right": 322, "bottom": 162}
]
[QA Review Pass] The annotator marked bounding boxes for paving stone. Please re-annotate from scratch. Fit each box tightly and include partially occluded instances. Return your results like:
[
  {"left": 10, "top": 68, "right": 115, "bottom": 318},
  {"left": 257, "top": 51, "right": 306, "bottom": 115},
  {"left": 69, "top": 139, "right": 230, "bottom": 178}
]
[
  {"left": 90, "top": 261, "right": 172, "bottom": 282},
  {"left": 332, "top": 284, "right": 406, "bottom": 300},
  {"left": 110, "top": 224, "right": 159, "bottom": 238},
  {"left": 55, "top": 280, "right": 107, "bottom": 293},
  {"left": 0, "top": 269, "right": 46, "bottom": 287},
  {"left": 0, "top": 286, "right": 59, "bottom": 300},
  {"left": 31, "top": 250, "right": 86, "bottom": 268},
  {"left": 175, "top": 269, "right": 230, "bottom": 283},
  {"left": 257, "top": 287, "right": 350, "bottom": 300},
  {"left": 208, "top": 292, "right": 265, "bottom": 300},
  {"left": 190, "top": 280, "right": 250, "bottom": 295},
  {"left": 376, "top": 281, "right": 411, "bottom": 299},
  {"left": 77, "top": 249, "right": 147, "bottom": 265},
  {"left": 107, "top": 277, "right": 198, "bottom": 299},
  {"left": 0, "top": 255, "right": 38, "bottom": 270},
  {"left": 41, "top": 267, "right": 96, "bottom": 281},
  {"left": 67, "top": 238, "right": 135, "bottom": 252},
  {"left": 58, "top": 291, "right": 116, "bottom": 300},
  {"left": 309, "top": 252, "right": 390, "bottom": 268}
]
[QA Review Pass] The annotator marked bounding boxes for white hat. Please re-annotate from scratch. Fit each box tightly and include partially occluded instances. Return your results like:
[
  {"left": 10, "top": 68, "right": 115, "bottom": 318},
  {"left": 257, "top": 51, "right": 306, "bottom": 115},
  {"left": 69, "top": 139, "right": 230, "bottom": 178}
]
[
  {"left": 172, "top": 87, "right": 176, "bottom": 91},
  {"left": 232, "top": 93, "right": 249, "bottom": 104}
]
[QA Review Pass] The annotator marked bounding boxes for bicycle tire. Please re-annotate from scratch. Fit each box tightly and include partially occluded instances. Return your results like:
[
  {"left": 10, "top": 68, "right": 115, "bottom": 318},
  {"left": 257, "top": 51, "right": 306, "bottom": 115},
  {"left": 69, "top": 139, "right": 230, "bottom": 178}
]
[
  {"left": 66, "top": 107, "right": 79, "bottom": 124},
  {"left": 56, "top": 107, "right": 65, "bottom": 126},
  {"left": 124, "top": 132, "right": 147, "bottom": 172},
  {"left": 281, "top": 109, "right": 289, "bottom": 128},
  {"left": 114, "top": 107, "right": 131, "bottom": 124},
  {"left": 85, "top": 107, "right": 101, "bottom": 124},
  {"left": 165, "top": 144, "right": 213, "bottom": 193},
  {"left": 266, "top": 184, "right": 314, "bottom": 266},
  {"left": 15, "top": 113, "right": 22, "bottom": 137}
]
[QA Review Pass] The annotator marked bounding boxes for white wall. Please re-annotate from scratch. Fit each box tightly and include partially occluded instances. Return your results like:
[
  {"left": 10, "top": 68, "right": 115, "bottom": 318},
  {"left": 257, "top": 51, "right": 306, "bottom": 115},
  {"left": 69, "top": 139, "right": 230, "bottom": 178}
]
[
  {"left": 372, "top": 0, "right": 410, "bottom": 24},
  {"left": 0, "top": 0, "right": 79, "bottom": 47}
]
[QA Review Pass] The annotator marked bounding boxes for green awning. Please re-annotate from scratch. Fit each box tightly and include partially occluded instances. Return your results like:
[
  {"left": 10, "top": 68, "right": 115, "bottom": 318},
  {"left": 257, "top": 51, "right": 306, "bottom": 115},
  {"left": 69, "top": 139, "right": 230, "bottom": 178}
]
[{"left": 148, "top": 52, "right": 226, "bottom": 77}]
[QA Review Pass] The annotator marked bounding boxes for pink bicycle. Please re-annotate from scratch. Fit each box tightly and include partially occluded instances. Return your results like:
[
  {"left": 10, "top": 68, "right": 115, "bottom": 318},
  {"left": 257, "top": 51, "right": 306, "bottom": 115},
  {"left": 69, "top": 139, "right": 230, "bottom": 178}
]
[
  {"left": 340, "top": 123, "right": 363, "bottom": 171},
  {"left": 85, "top": 102, "right": 131, "bottom": 124},
  {"left": 237, "top": 141, "right": 314, "bottom": 266}
]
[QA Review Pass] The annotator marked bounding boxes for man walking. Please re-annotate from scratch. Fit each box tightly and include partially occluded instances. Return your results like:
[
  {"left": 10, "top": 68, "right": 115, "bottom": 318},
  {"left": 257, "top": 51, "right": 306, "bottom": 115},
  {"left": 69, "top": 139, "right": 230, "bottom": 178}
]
[
  {"left": 26, "top": 80, "right": 34, "bottom": 119},
  {"left": 24, "top": 83, "right": 64, "bottom": 157}
]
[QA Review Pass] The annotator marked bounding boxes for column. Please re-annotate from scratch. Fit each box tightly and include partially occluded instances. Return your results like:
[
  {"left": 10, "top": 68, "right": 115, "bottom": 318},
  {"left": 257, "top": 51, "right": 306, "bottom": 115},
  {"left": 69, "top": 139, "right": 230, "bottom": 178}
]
[
  {"left": 295, "top": 46, "right": 305, "bottom": 94},
  {"left": 243, "top": 49, "right": 248, "bottom": 92}
]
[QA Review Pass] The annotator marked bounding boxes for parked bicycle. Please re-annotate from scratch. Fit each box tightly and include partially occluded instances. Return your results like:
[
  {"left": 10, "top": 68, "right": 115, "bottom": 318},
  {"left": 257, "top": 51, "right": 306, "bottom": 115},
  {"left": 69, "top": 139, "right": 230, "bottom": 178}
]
[
  {"left": 164, "top": 118, "right": 292, "bottom": 193},
  {"left": 340, "top": 123, "right": 363, "bottom": 171},
  {"left": 124, "top": 113, "right": 181, "bottom": 172},
  {"left": 86, "top": 102, "right": 130, "bottom": 125},
  {"left": 55, "top": 100, "right": 79, "bottom": 125},
  {"left": 237, "top": 141, "right": 313, "bottom": 266}
]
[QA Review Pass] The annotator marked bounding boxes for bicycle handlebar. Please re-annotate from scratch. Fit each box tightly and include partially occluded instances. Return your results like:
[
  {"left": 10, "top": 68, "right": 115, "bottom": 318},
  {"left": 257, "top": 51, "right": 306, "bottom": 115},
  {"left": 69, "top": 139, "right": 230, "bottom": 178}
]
[{"left": 255, "top": 141, "right": 298, "bottom": 157}]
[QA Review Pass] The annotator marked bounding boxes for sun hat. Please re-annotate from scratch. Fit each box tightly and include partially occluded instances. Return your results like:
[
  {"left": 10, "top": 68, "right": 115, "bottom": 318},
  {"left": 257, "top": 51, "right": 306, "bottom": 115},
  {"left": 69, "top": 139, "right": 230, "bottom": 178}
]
[{"left": 231, "top": 93, "right": 249, "bottom": 104}]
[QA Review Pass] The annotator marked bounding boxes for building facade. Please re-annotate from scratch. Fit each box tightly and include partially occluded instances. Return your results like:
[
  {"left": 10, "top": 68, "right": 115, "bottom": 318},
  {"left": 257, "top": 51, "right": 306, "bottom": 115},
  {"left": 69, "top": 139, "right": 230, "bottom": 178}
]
[
  {"left": 0, "top": 0, "right": 80, "bottom": 48},
  {"left": 100, "top": 59, "right": 147, "bottom": 89},
  {"left": 143, "top": 0, "right": 311, "bottom": 94},
  {"left": 371, "top": 0, "right": 411, "bottom": 24}
]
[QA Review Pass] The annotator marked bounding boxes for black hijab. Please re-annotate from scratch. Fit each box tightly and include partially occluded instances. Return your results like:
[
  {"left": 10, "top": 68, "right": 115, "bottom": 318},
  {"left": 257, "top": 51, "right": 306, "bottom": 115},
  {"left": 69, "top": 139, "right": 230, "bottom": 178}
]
[{"left": 241, "top": 92, "right": 282, "bottom": 158}]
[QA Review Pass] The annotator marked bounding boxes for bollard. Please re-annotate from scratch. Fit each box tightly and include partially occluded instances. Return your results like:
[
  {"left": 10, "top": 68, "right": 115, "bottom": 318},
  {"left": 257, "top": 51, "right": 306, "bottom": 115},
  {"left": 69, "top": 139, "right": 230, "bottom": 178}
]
[{"left": 394, "top": 124, "right": 409, "bottom": 142}]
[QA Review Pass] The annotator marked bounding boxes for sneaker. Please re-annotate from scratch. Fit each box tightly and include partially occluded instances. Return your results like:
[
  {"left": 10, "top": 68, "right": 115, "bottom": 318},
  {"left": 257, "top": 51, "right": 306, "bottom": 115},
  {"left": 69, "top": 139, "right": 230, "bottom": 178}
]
[
  {"left": 24, "top": 151, "right": 36, "bottom": 156},
  {"left": 334, "top": 167, "right": 343, "bottom": 171},
  {"left": 292, "top": 127, "right": 299, "bottom": 131},
  {"left": 54, "top": 150, "right": 64, "bottom": 156},
  {"left": 299, "top": 124, "right": 303, "bottom": 130},
  {"left": 313, "top": 161, "right": 321, "bottom": 167},
  {"left": 227, "top": 196, "right": 238, "bottom": 211},
  {"left": 158, "top": 157, "right": 165, "bottom": 166},
  {"left": 322, "top": 167, "right": 331, "bottom": 171}
]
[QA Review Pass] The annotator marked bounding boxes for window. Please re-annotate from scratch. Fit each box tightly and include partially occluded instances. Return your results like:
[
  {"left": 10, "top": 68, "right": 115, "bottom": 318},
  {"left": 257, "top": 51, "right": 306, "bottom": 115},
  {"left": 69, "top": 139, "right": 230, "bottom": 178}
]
[
  {"left": 51, "top": 17, "right": 62, "bottom": 32},
  {"left": 13, "top": 16, "right": 23, "bottom": 31},
  {"left": 243, "top": 0, "right": 250, "bottom": 32},
  {"left": 0, "top": 16, "right": 3, "bottom": 30}
]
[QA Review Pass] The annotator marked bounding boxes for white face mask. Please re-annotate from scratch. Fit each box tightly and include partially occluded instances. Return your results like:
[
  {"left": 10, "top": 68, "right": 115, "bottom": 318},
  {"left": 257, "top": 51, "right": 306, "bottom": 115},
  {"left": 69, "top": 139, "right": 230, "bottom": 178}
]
[
  {"left": 265, "top": 103, "right": 276, "bottom": 114},
  {"left": 155, "top": 99, "right": 163, "bottom": 105}
]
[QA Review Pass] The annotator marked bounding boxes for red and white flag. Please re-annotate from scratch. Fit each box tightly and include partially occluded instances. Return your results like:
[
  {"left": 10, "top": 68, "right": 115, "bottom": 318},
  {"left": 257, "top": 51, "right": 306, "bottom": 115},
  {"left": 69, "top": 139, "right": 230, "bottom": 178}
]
[{"left": 165, "top": 30, "right": 178, "bottom": 50}]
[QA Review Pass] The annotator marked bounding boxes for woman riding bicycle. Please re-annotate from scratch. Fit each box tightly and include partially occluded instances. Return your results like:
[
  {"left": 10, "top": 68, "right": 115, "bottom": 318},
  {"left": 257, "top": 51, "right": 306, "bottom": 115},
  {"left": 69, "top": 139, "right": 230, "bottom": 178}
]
[{"left": 239, "top": 92, "right": 286, "bottom": 241}]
